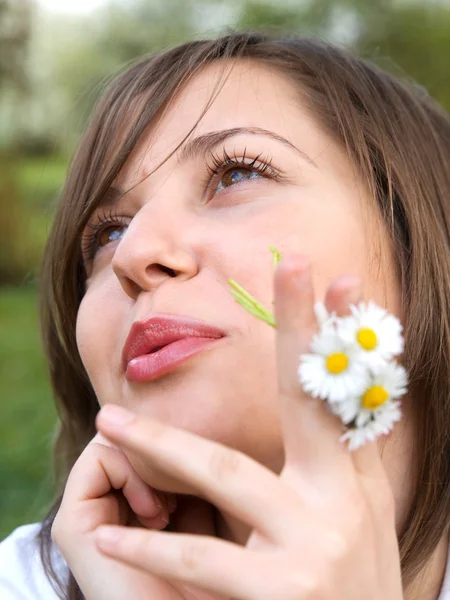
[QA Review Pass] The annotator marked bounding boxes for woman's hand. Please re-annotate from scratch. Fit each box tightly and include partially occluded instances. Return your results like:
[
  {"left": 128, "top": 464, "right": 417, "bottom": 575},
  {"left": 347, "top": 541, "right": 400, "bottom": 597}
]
[
  {"left": 51, "top": 433, "right": 221, "bottom": 599},
  {"left": 92, "top": 254, "right": 404, "bottom": 600}
]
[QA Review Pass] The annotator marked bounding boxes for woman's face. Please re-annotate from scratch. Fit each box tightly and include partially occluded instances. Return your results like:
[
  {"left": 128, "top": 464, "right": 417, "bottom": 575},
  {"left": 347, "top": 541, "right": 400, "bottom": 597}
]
[{"left": 76, "top": 59, "right": 414, "bottom": 528}]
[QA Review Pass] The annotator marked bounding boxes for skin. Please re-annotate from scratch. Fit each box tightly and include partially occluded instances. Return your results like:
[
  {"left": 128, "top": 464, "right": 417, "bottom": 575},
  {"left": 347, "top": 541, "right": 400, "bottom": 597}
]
[{"left": 73, "top": 59, "right": 448, "bottom": 598}]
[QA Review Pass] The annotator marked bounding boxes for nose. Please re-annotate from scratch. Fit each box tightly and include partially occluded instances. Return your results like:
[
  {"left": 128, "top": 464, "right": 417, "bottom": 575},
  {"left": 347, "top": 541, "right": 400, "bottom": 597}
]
[{"left": 111, "top": 208, "right": 199, "bottom": 300}]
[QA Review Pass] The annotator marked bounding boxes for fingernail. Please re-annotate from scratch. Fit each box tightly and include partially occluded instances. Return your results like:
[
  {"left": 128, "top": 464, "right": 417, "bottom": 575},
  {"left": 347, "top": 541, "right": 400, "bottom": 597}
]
[
  {"left": 100, "top": 405, "right": 134, "bottom": 429},
  {"left": 96, "top": 526, "right": 122, "bottom": 547},
  {"left": 340, "top": 275, "right": 361, "bottom": 304},
  {"left": 153, "top": 492, "right": 170, "bottom": 524}
]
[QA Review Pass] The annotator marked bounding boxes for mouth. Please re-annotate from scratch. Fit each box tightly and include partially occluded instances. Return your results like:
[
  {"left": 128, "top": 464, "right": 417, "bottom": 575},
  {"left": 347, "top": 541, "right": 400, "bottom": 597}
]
[{"left": 122, "top": 313, "right": 226, "bottom": 383}]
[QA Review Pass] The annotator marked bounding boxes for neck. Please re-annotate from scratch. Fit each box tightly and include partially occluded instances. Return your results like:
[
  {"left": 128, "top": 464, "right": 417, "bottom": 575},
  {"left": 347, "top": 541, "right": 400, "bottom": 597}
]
[{"left": 215, "top": 510, "right": 449, "bottom": 600}]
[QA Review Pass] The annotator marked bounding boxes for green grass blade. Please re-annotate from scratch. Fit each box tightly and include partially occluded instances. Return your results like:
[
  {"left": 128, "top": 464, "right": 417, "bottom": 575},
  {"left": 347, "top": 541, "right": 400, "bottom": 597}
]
[
  {"left": 269, "top": 245, "right": 283, "bottom": 269},
  {"left": 228, "top": 280, "right": 276, "bottom": 327}
]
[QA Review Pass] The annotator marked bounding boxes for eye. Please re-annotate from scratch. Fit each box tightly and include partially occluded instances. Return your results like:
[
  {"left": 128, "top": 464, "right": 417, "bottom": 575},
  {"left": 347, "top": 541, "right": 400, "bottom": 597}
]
[
  {"left": 215, "top": 165, "right": 266, "bottom": 194},
  {"left": 81, "top": 210, "right": 129, "bottom": 262},
  {"left": 97, "top": 224, "right": 128, "bottom": 248},
  {"left": 204, "top": 146, "right": 284, "bottom": 199}
]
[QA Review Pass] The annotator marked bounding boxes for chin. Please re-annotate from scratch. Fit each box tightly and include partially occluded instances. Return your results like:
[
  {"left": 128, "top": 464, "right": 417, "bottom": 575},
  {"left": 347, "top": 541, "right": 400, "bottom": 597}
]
[{"left": 101, "top": 375, "right": 234, "bottom": 440}]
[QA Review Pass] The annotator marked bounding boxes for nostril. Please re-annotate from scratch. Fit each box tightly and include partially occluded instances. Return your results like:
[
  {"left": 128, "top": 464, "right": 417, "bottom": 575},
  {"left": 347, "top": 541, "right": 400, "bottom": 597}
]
[
  {"left": 162, "top": 265, "right": 177, "bottom": 277},
  {"left": 145, "top": 264, "right": 177, "bottom": 278}
]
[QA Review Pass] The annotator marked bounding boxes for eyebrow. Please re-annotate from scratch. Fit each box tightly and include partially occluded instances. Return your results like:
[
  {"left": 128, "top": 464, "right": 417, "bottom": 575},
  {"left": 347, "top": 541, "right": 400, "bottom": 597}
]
[
  {"left": 176, "top": 126, "right": 317, "bottom": 168},
  {"left": 101, "top": 126, "right": 316, "bottom": 208}
]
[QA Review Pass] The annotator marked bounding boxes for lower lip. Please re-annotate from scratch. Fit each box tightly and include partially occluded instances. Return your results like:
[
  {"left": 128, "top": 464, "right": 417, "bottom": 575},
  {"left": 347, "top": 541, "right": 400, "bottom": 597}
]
[{"left": 125, "top": 336, "right": 223, "bottom": 383}]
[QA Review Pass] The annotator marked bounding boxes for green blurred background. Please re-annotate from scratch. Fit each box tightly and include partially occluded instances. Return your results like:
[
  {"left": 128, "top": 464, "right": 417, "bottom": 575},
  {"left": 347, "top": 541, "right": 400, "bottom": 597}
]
[{"left": 1, "top": 0, "right": 449, "bottom": 541}]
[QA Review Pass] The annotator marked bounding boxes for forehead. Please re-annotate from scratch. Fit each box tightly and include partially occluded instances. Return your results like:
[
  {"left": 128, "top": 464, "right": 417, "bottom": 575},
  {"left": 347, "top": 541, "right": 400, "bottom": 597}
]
[
  {"left": 157, "top": 59, "right": 301, "bottom": 141},
  {"left": 117, "top": 59, "right": 320, "bottom": 185}
]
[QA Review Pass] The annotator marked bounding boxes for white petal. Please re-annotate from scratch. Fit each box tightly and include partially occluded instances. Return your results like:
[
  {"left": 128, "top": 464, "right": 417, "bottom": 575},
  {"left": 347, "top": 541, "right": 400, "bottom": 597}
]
[
  {"left": 337, "top": 301, "right": 405, "bottom": 368},
  {"left": 340, "top": 427, "right": 373, "bottom": 451},
  {"left": 310, "top": 330, "right": 342, "bottom": 355},
  {"left": 371, "top": 362, "right": 408, "bottom": 398},
  {"left": 330, "top": 396, "right": 360, "bottom": 424},
  {"left": 314, "top": 301, "right": 336, "bottom": 329},
  {"left": 355, "top": 409, "right": 372, "bottom": 428}
]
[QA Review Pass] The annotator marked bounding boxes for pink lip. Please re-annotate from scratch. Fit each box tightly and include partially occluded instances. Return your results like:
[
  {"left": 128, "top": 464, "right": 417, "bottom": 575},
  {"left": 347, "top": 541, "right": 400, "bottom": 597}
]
[{"left": 122, "top": 313, "right": 226, "bottom": 383}]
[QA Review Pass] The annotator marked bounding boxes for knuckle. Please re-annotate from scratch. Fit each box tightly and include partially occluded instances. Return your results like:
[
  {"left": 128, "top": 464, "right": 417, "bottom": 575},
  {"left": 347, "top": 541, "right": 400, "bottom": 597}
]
[
  {"left": 344, "top": 489, "right": 369, "bottom": 530},
  {"left": 179, "top": 540, "right": 208, "bottom": 573},
  {"left": 260, "top": 556, "right": 319, "bottom": 600},
  {"left": 131, "top": 531, "right": 154, "bottom": 562},
  {"left": 208, "top": 446, "right": 242, "bottom": 482},
  {"left": 273, "top": 557, "right": 337, "bottom": 600},
  {"left": 278, "top": 571, "right": 320, "bottom": 600},
  {"left": 324, "top": 528, "right": 350, "bottom": 561},
  {"left": 91, "top": 432, "right": 118, "bottom": 448},
  {"left": 350, "top": 503, "right": 368, "bottom": 532},
  {"left": 85, "top": 441, "right": 114, "bottom": 460},
  {"left": 83, "top": 441, "right": 129, "bottom": 475},
  {"left": 345, "top": 512, "right": 369, "bottom": 547},
  {"left": 73, "top": 443, "right": 104, "bottom": 475}
]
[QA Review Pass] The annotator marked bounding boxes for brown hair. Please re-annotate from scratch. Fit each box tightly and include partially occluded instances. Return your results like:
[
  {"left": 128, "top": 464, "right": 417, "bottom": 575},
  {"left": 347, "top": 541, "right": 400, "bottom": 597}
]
[{"left": 37, "top": 29, "right": 450, "bottom": 599}]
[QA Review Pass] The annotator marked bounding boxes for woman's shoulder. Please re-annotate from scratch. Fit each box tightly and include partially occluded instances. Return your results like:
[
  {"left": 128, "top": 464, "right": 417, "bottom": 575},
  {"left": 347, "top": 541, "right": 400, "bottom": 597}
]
[{"left": 0, "top": 523, "right": 67, "bottom": 599}]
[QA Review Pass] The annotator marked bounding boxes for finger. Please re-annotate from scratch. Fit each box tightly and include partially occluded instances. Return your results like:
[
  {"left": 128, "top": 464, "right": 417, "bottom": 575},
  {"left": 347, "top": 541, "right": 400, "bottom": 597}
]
[
  {"left": 323, "top": 274, "right": 361, "bottom": 317},
  {"left": 95, "top": 526, "right": 293, "bottom": 600},
  {"left": 67, "top": 442, "right": 166, "bottom": 528},
  {"left": 93, "top": 433, "right": 173, "bottom": 527},
  {"left": 139, "top": 490, "right": 172, "bottom": 528},
  {"left": 273, "top": 254, "right": 355, "bottom": 493},
  {"left": 96, "top": 405, "right": 306, "bottom": 545},
  {"left": 324, "top": 279, "right": 387, "bottom": 479},
  {"left": 53, "top": 438, "right": 176, "bottom": 600}
]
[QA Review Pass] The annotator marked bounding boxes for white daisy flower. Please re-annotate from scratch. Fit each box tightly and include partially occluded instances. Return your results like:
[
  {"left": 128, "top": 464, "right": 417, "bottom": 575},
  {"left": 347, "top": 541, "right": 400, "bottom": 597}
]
[
  {"left": 298, "top": 330, "right": 370, "bottom": 403},
  {"left": 331, "top": 361, "right": 407, "bottom": 424},
  {"left": 333, "top": 362, "right": 407, "bottom": 450},
  {"left": 339, "top": 422, "right": 377, "bottom": 451},
  {"left": 337, "top": 300, "right": 404, "bottom": 368},
  {"left": 369, "top": 400, "right": 403, "bottom": 434},
  {"left": 327, "top": 395, "right": 361, "bottom": 425},
  {"left": 340, "top": 401, "right": 403, "bottom": 451}
]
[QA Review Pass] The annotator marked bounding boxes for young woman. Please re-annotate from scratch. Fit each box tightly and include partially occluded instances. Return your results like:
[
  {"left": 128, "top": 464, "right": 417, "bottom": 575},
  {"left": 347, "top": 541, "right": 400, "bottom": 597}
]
[{"left": 0, "top": 29, "right": 449, "bottom": 600}]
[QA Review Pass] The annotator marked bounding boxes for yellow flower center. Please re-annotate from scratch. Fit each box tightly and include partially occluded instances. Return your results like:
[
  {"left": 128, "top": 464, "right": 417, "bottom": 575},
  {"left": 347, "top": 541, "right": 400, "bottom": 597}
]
[
  {"left": 357, "top": 328, "right": 378, "bottom": 350},
  {"left": 362, "top": 385, "right": 389, "bottom": 409},
  {"left": 326, "top": 352, "right": 349, "bottom": 374}
]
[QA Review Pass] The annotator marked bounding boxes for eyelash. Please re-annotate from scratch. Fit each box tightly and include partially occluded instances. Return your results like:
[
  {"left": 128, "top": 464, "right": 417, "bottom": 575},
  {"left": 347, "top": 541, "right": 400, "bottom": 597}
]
[
  {"left": 81, "top": 209, "right": 128, "bottom": 262},
  {"left": 82, "top": 146, "right": 283, "bottom": 262},
  {"left": 203, "top": 146, "right": 281, "bottom": 190}
]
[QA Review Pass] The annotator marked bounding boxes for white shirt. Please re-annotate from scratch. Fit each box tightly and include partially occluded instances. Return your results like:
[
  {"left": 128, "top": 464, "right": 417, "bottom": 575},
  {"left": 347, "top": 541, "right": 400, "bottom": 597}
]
[
  {"left": 1, "top": 522, "right": 450, "bottom": 599},
  {"left": 0, "top": 524, "right": 66, "bottom": 599}
]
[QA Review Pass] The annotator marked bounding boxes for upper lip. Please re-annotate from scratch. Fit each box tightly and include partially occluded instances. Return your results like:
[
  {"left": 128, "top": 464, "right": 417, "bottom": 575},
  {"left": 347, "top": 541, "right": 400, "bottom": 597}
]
[{"left": 122, "top": 313, "right": 226, "bottom": 368}]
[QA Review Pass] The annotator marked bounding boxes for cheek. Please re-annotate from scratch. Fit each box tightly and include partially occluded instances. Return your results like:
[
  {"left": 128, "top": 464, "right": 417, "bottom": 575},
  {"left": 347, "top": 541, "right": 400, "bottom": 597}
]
[
  {"left": 265, "top": 186, "right": 400, "bottom": 312},
  {"left": 75, "top": 293, "right": 100, "bottom": 377},
  {"left": 75, "top": 280, "right": 122, "bottom": 381},
  {"left": 260, "top": 188, "right": 368, "bottom": 295}
]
